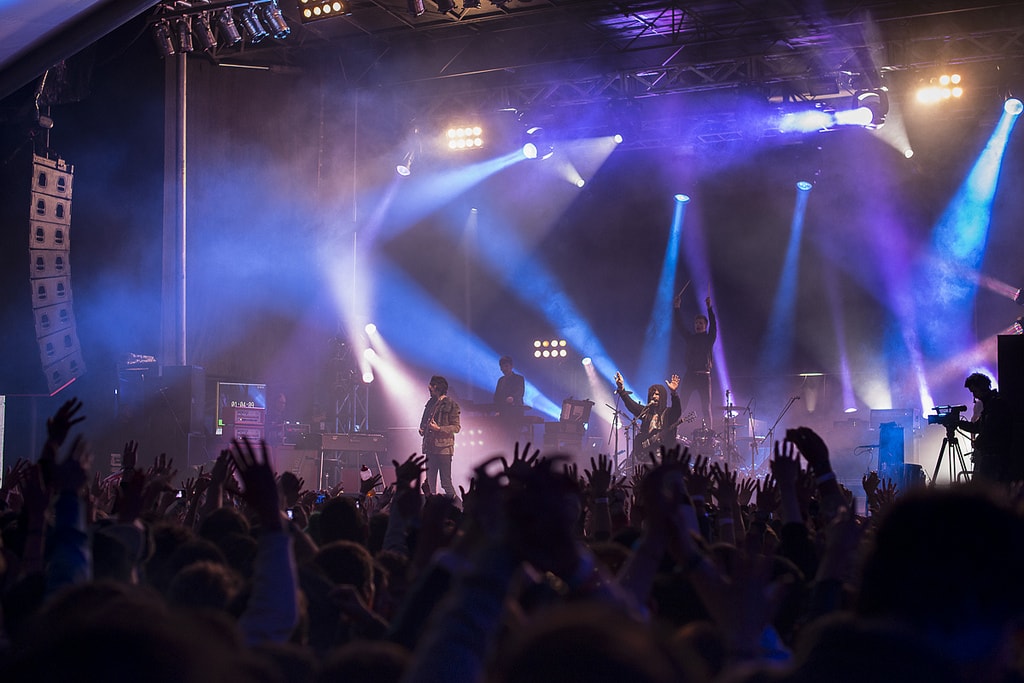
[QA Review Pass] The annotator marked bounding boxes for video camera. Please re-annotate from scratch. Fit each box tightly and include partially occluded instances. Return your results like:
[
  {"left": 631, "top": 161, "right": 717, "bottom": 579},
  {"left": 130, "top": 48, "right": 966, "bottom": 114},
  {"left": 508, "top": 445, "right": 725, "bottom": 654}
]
[{"left": 927, "top": 404, "right": 967, "bottom": 429}]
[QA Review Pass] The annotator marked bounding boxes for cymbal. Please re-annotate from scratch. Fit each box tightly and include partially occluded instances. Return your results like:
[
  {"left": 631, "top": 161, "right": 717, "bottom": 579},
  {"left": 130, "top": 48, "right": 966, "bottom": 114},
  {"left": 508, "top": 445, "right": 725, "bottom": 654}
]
[{"left": 718, "top": 406, "right": 749, "bottom": 412}]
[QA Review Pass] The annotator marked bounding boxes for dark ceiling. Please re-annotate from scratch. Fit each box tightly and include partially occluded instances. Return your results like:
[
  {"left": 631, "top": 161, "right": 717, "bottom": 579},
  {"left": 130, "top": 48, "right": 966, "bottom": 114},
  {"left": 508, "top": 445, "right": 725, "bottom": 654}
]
[{"left": 5, "top": 1, "right": 1024, "bottom": 111}]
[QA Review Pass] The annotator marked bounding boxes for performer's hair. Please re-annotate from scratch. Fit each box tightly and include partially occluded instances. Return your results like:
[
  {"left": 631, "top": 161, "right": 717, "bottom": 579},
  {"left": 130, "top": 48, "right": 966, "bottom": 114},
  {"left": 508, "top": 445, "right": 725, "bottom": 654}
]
[
  {"left": 499, "top": 355, "right": 514, "bottom": 367},
  {"left": 647, "top": 384, "right": 666, "bottom": 408},
  {"left": 430, "top": 375, "right": 449, "bottom": 394},
  {"left": 965, "top": 372, "right": 992, "bottom": 391}
]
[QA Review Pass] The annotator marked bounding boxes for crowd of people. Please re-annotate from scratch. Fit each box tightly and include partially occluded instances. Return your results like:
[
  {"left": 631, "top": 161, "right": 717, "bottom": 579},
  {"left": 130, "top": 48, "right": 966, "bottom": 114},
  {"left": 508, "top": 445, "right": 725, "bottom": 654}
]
[{"left": 1, "top": 395, "right": 1023, "bottom": 683}]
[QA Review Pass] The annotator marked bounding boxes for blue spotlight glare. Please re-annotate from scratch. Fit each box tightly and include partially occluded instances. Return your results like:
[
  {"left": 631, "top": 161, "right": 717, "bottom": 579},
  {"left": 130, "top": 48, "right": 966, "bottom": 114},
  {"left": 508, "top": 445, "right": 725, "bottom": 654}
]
[
  {"left": 581, "top": 357, "right": 592, "bottom": 366},
  {"left": 1006, "top": 98, "right": 1024, "bottom": 116},
  {"left": 796, "top": 180, "right": 813, "bottom": 191},
  {"left": 522, "top": 143, "right": 538, "bottom": 159},
  {"left": 365, "top": 323, "right": 377, "bottom": 335},
  {"left": 613, "top": 134, "right": 623, "bottom": 144},
  {"left": 674, "top": 194, "right": 690, "bottom": 203},
  {"left": 834, "top": 107, "right": 873, "bottom": 127}
]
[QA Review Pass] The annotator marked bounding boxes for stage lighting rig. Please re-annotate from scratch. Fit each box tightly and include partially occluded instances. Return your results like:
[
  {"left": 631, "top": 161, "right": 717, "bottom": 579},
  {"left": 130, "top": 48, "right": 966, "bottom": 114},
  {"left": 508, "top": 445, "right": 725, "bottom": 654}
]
[
  {"left": 533, "top": 339, "right": 568, "bottom": 359},
  {"left": 149, "top": 1, "right": 290, "bottom": 56}
]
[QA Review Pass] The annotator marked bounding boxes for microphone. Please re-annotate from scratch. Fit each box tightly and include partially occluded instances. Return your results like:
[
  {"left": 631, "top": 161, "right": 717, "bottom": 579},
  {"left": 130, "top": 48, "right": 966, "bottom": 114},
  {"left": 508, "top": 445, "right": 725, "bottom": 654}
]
[{"left": 792, "top": 396, "right": 801, "bottom": 400}]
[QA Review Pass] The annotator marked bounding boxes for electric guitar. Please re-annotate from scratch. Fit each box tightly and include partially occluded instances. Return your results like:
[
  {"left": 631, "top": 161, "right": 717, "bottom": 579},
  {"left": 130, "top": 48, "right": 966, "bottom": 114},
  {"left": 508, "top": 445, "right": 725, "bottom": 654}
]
[{"left": 639, "top": 411, "right": 697, "bottom": 451}]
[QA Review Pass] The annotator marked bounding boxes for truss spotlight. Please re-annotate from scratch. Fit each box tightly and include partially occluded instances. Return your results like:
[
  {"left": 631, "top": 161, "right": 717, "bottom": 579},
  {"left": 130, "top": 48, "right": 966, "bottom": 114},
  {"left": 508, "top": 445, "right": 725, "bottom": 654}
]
[
  {"left": 365, "top": 323, "right": 378, "bottom": 336},
  {"left": 174, "top": 16, "right": 194, "bottom": 53},
  {"left": 1013, "top": 316, "right": 1024, "bottom": 335},
  {"left": 613, "top": 133, "right": 623, "bottom": 144},
  {"left": 396, "top": 151, "right": 414, "bottom": 176},
  {"left": 1014, "top": 288, "right": 1024, "bottom": 306},
  {"left": 362, "top": 371, "right": 375, "bottom": 384},
  {"left": 844, "top": 406, "right": 858, "bottom": 413},
  {"left": 853, "top": 89, "right": 888, "bottom": 128},
  {"left": 674, "top": 193, "right": 690, "bottom": 203},
  {"left": 408, "top": 0, "right": 426, "bottom": 16},
  {"left": 261, "top": 1, "right": 290, "bottom": 39},
  {"left": 575, "top": 178, "right": 585, "bottom": 188},
  {"left": 193, "top": 12, "right": 217, "bottom": 52},
  {"left": 796, "top": 180, "right": 813, "bottom": 191},
  {"left": 239, "top": 5, "right": 269, "bottom": 43},
  {"left": 581, "top": 357, "right": 592, "bottom": 366},
  {"left": 152, "top": 20, "right": 177, "bottom": 57},
  {"left": 1006, "top": 98, "right": 1024, "bottom": 116},
  {"left": 522, "top": 127, "right": 553, "bottom": 160},
  {"left": 217, "top": 10, "right": 243, "bottom": 45}
]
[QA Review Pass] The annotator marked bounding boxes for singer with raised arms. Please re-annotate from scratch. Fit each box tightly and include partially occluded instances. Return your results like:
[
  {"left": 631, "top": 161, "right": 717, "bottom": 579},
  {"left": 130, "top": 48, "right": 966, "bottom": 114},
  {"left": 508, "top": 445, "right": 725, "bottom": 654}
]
[
  {"left": 614, "top": 371, "right": 682, "bottom": 463},
  {"left": 674, "top": 293, "right": 717, "bottom": 429}
]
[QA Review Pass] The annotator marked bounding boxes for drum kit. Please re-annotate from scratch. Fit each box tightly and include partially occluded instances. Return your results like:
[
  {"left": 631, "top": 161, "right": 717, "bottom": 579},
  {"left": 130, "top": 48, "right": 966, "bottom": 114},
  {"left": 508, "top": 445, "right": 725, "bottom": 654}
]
[{"left": 678, "top": 403, "right": 759, "bottom": 470}]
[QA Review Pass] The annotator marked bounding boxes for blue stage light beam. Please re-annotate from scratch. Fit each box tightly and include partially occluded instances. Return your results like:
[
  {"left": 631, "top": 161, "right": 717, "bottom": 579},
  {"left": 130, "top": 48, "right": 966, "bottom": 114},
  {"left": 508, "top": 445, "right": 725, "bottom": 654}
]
[
  {"left": 373, "top": 151, "right": 525, "bottom": 243},
  {"left": 759, "top": 181, "right": 812, "bottom": 373},
  {"left": 370, "top": 258, "right": 563, "bottom": 420},
  {"left": 438, "top": 209, "right": 626, "bottom": 393},
  {"left": 637, "top": 194, "right": 687, "bottom": 385},
  {"left": 917, "top": 101, "right": 1021, "bottom": 357}
]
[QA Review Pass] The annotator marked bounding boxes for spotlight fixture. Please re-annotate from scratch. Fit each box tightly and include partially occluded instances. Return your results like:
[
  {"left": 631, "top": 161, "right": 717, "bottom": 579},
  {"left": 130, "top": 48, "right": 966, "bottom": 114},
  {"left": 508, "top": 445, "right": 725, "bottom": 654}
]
[
  {"left": 217, "top": 9, "right": 243, "bottom": 45},
  {"left": 916, "top": 73, "right": 964, "bottom": 104},
  {"left": 532, "top": 339, "right": 569, "bottom": 359},
  {"left": 1013, "top": 316, "right": 1024, "bottom": 336},
  {"left": 1014, "top": 288, "right": 1024, "bottom": 306},
  {"left": 447, "top": 125, "right": 484, "bottom": 151},
  {"left": 396, "top": 151, "right": 414, "bottom": 176},
  {"left": 193, "top": 11, "right": 218, "bottom": 52},
  {"left": 852, "top": 89, "right": 888, "bottom": 129},
  {"left": 239, "top": 4, "right": 269, "bottom": 43},
  {"left": 174, "top": 16, "right": 194, "bottom": 53},
  {"left": 522, "top": 126, "right": 553, "bottom": 160},
  {"left": 408, "top": 0, "right": 425, "bottom": 16},
  {"left": 796, "top": 180, "right": 813, "bottom": 191},
  {"left": 152, "top": 20, "right": 177, "bottom": 57},
  {"left": 260, "top": 1, "right": 290, "bottom": 39},
  {"left": 299, "top": 0, "right": 352, "bottom": 22},
  {"left": 1006, "top": 98, "right": 1024, "bottom": 116}
]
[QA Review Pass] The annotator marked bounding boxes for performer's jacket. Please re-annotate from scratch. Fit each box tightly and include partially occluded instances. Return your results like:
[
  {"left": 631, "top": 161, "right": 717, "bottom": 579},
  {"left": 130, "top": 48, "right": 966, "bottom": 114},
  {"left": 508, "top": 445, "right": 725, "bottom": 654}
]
[
  {"left": 674, "top": 306, "right": 717, "bottom": 373},
  {"left": 420, "top": 395, "right": 461, "bottom": 456}
]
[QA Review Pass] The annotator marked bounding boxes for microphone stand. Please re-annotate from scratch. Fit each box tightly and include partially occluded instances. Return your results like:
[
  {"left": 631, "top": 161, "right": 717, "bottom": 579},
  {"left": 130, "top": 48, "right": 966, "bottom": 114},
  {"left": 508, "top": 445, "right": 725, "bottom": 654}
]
[{"left": 759, "top": 396, "right": 800, "bottom": 461}]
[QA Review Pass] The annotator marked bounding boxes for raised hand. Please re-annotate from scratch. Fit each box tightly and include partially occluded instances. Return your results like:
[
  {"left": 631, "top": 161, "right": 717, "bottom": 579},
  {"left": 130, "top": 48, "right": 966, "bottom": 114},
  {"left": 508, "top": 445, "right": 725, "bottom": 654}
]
[
  {"left": 360, "top": 472, "right": 383, "bottom": 496},
  {"left": 785, "top": 427, "right": 831, "bottom": 476},
  {"left": 862, "top": 471, "right": 880, "bottom": 507},
  {"left": 585, "top": 454, "right": 614, "bottom": 497},
  {"left": 738, "top": 477, "right": 757, "bottom": 507},
  {"left": 665, "top": 374, "right": 680, "bottom": 393},
  {"left": 393, "top": 453, "right": 427, "bottom": 492},
  {"left": 228, "top": 437, "right": 282, "bottom": 531},
  {"left": 1, "top": 458, "right": 31, "bottom": 493},
  {"left": 122, "top": 440, "right": 140, "bottom": 472},
  {"left": 46, "top": 397, "right": 85, "bottom": 447},
  {"left": 506, "top": 441, "right": 541, "bottom": 480},
  {"left": 684, "top": 454, "right": 712, "bottom": 499},
  {"left": 614, "top": 372, "right": 625, "bottom": 392},
  {"left": 770, "top": 440, "right": 800, "bottom": 487}
]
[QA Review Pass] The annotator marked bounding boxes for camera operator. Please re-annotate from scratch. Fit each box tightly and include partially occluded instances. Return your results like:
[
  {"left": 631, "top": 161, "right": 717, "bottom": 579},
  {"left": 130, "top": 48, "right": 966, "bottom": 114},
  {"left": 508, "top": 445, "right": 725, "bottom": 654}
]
[{"left": 958, "top": 372, "right": 1015, "bottom": 483}]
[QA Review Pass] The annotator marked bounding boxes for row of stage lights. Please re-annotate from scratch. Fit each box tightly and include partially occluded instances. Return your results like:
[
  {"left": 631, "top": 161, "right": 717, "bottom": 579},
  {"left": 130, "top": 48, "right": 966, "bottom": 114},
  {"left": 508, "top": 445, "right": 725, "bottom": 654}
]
[
  {"left": 534, "top": 339, "right": 568, "bottom": 359},
  {"left": 151, "top": 1, "right": 291, "bottom": 57}
]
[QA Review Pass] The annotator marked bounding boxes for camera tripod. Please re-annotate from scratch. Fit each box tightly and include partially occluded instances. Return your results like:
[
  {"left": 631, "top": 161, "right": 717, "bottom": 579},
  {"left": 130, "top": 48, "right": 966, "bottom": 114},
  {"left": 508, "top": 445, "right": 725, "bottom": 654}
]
[{"left": 931, "top": 422, "right": 972, "bottom": 484}]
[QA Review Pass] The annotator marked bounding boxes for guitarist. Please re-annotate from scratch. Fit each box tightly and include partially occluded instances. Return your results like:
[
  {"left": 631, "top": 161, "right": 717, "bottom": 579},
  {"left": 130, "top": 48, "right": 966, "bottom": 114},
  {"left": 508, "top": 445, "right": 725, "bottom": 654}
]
[{"left": 614, "top": 372, "right": 682, "bottom": 462}]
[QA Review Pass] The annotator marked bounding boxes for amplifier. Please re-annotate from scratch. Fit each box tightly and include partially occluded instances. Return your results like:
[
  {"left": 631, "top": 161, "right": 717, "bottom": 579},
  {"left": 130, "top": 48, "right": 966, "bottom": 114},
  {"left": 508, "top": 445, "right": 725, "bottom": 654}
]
[{"left": 320, "top": 432, "right": 386, "bottom": 452}]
